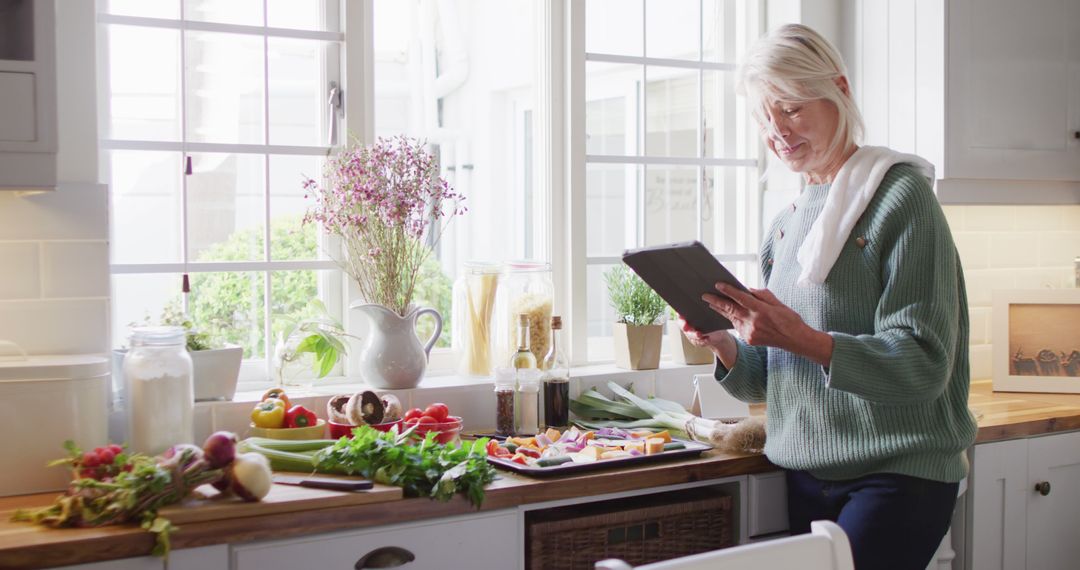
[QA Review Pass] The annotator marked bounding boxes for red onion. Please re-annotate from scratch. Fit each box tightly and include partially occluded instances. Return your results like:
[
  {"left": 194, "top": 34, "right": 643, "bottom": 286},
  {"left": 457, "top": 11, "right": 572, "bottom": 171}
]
[{"left": 202, "top": 431, "right": 238, "bottom": 469}]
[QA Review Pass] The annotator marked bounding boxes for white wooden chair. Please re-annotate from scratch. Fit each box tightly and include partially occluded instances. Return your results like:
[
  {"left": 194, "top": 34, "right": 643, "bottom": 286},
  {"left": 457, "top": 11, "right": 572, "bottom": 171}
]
[{"left": 595, "top": 520, "right": 855, "bottom": 570}]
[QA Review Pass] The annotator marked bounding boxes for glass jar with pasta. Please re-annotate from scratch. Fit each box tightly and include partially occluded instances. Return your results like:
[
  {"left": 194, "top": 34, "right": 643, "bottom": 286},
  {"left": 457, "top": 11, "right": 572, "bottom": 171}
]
[
  {"left": 452, "top": 262, "right": 502, "bottom": 378},
  {"left": 495, "top": 261, "right": 554, "bottom": 368}
]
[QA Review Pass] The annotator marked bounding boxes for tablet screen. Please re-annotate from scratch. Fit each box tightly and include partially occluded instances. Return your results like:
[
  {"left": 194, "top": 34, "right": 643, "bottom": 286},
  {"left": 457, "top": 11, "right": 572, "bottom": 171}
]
[{"left": 622, "top": 241, "right": 748, "bottom": 333}]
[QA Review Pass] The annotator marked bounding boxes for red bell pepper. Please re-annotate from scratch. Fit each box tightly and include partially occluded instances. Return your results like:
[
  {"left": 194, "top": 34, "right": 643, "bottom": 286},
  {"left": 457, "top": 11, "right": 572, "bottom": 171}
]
[{"left": 285, "top": 404, "right": 318, "bottom": 428}]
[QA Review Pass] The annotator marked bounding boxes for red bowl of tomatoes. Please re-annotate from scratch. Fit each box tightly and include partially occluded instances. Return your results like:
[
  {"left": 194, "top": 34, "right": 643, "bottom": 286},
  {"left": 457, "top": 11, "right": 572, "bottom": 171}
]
[
  {"left": 402, "top": 403, "right": 461, "bottom": 444},
  {"left": 407, "top": 415, "right": 463, "bottom": 444},
  {"left": 327, "top": 419, "right": 403, "bottom": 439}
]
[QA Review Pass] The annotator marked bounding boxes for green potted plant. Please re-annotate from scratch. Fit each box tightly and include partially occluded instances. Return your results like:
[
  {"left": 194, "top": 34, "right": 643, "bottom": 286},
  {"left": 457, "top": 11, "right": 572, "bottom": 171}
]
[
  {"left": 666, "top": 307, "right": 715, "bottom": 365},
  {"left": 273, "top": 299, "right": 354, "bottom": 388},
  {"left": 604, "top": 265, "right": 667, "bottom": 370}
]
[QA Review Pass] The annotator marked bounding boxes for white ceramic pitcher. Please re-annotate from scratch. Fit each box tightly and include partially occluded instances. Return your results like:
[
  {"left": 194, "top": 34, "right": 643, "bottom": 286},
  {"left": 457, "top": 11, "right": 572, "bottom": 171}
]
[{"left": 351, "top": 302, "right": 443, "bottom": 389}]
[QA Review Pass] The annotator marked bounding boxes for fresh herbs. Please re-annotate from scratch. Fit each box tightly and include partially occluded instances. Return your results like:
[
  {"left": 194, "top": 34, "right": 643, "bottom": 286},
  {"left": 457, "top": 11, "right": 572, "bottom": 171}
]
[
  {"left": 604, "top": 265, "right": 667, "bottom": 326},
  {"left": 310, "top": 426, "right": 496, "bottom": 507},
  {"left": 275, "top": 299, "right": 353, "bottom": 379}
]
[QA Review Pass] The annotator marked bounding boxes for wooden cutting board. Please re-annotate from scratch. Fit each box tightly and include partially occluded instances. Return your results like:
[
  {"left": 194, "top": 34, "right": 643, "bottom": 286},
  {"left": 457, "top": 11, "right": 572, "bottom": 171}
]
[{"left": 158, "top": 476, "right": 402, "bottom": 525}]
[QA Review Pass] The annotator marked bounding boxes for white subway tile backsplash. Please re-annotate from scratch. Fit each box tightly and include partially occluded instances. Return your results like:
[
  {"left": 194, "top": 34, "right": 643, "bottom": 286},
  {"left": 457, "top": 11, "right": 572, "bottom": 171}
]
[
  {"left": 970, "top": 344, "right": 993, "bottom": 381},
  {"left": 41, "top": 241, "right": 109, "bottom": 298},
  {"left": 1037, "top": 232, "right": 1080, "bottom": 268},
  {"left": 941, "top": 206, "right": 964, "bottom": 232},
  {"left": 1012, "top": 206, "right": 1064, "bottom": 231},
  {"left": 0, "top": 299, "right": 108, "bottom": 353},
  {"left": 989, "top": 232, "right": 1039, "bottom": 269},
  {"left": 968, "top": 307, "right": 991, "bottom": 345},
  {"left": 1013, "top": 267, "right": 1072, "bottom": 290},
  {"left": 0, "top": 184, "right": 107, "bottom": 241},
  {"left": 963, "top": 206, "right": 1016, "bottom": 231},
  {"left": 0, "top": 243, "right": 40, "bottom": 299},
  {"left": 953, "top": 233, "right": 989, "bottom": 270},
  {"left": 964, "top": 269, "right": 1017, "bottom": 307}
]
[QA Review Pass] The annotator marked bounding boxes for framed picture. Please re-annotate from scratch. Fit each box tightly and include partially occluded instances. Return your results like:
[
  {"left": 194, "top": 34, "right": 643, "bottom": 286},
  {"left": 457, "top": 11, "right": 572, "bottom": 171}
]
[{"left": 993, "top": 289, "right": 1080, "bottom": 393}]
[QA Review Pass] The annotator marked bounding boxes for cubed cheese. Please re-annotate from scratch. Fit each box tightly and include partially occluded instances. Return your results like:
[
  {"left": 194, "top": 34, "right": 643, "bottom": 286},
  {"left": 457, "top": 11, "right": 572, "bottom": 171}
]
[
  {"left": 645, "top": 437, "right": 665, "bottom": 455},
  {"left": 579, "top": 446, "right": 605, "bottom": 460},
  {"left": 600, "top": 450, "right": 632, "bottom": 460},
  {"left": 624, "top": 440, "right": 646, "bottom": 454}
]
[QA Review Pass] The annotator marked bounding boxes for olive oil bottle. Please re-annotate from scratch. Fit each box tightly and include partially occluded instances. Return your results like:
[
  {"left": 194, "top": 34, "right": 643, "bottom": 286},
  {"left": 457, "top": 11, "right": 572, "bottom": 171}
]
[{"left": 510, "top": 313, "right": 537, "bottom": 369}]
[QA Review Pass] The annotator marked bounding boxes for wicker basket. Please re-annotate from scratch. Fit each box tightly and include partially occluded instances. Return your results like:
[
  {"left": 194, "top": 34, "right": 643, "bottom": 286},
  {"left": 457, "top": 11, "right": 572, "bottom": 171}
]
[{"left": 526, "top": 489, "right": 733, "bottom": 570}]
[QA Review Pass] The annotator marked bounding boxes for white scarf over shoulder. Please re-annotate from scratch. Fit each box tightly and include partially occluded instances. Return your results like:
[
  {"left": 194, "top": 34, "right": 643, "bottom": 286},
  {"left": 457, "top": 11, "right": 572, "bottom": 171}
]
[{"left": 796, "top": 145, "right": 935, "bottom": 286}]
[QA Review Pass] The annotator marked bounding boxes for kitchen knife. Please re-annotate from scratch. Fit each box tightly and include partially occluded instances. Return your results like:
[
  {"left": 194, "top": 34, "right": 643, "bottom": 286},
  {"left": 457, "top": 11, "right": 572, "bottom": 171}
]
[{"left": 272, "top": 475, "right": 374, "bottom": 491}]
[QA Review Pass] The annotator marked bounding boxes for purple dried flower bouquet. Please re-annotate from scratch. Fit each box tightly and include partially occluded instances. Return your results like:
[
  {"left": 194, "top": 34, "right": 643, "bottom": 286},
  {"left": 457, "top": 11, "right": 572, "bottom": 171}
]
[{"left": 304, "top": 136, "right": 465, "bottom": 316}]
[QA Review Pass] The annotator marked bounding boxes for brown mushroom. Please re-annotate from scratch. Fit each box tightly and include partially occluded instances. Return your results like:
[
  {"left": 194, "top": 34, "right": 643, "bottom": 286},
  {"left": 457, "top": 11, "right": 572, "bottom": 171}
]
[
  {"left": 327, "top": 394, "right": 352, "bottom": 424},
  {"left": 345, "top": 391, "right": 385, "bottom": 425},
  {"left": 380, "top": 394, "right": 403, "bottom": 422}
]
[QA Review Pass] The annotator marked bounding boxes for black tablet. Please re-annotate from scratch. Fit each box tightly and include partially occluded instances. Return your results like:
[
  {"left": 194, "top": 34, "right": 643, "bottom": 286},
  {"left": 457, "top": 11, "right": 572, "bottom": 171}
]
[{"left": 621, "top": 241, "right": 749, "bottom": 333}]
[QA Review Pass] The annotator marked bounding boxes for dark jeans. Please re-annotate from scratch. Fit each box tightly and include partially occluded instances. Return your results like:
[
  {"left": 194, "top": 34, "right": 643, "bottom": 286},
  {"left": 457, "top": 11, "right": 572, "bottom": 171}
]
[{"left": 786, "top": 470, "right": 959, "bottom": 570}]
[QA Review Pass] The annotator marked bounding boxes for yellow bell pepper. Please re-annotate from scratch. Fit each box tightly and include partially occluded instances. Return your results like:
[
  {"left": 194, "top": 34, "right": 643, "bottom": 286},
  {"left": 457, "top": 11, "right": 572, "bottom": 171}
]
[{"left": 251, "top": 397, "right": 287, "bottom": 428}]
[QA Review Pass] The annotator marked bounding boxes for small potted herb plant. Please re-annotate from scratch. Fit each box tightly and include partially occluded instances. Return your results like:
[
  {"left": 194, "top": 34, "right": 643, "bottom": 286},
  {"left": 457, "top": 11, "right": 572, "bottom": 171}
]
[{"left": 605, "top": 265, "right": 667, "bottom": 370}]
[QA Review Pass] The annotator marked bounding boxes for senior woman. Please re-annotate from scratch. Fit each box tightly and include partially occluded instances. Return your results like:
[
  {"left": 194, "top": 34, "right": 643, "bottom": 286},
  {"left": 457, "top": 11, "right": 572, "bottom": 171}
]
[{"left": 680, "top": 24, "right": 977, "bottom": 569}]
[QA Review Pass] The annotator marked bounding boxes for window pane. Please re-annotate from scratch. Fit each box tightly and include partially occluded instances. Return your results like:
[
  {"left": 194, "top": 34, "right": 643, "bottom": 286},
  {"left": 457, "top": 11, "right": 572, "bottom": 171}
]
[
  {"left": 586, "top": 0, "right": 643, "bottom": 56},
  {"left": 270, "top": 270, "right": 337, "bottom": 379},
  {"left": 410, "top": 257, "right": 453, "bottom": 350},
  {"left": 701, "top": 166, "right": 761, "bottom": 255},
  {"left": 187, "top": 271, "right": 266, "bottom": 358},
  {"left": 111, "top": 273, "right": 182, "bottom": 349},
  {"left": 644, "top": 165, "right": 699, "bottom": 246},
  {"left": 185, "top": 31, "right": 264, "bottom": 144},
  {"left": 703, "top": 71, "right": 759, "bottom": 160},
  {"left": 586, "top": 61, "right": 642, "bottom": 156},
  {"left": 270, "top": 155, "right": 323, "bottom": 261},
  {"left": 374, "top": 0, "right": 544, "bottom": 270},
  {"left": 183, "top": 0, "right": 262, "bottom": 26},
  {"left": 645, "top": 66, "right": 699, "bottom": 157},
  {"left": 109, "top": 150, "right": 182, "bottom": 264},
  {"left": 105, "top": 25, "right": 181, "bottom": 141},
  {"left": 704, "top": 0, "right": 761, "bottom": 64},
  {"left": 586, "top": 262, "right": 618, "bottom": 348},
  {"left": 267, "top": 0, "right": 340, "bottom": 32},
  {"left": 104, "top": 0, "right": 179, "bottom": 19},
  {"left": 586, "top": 163, "right": 641, "bottom": 257},
  {"left": 646, "top": 0, "right": 699, "bottom": 60},
  {"left": 269, "top": 38, "right": 332, "bottom": 147},
  {"left": 187, "top": 153, "right": 265, "bottom": 263}
]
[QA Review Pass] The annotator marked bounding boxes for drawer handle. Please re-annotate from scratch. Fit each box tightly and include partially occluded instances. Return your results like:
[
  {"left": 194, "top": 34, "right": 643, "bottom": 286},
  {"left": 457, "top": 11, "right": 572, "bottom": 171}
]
[
  {"left": 1035, "top": 481, "right": 1051, "bottom": 496},
  {"left": 355, "top": 546, "right": 415, "bottom": 568}
]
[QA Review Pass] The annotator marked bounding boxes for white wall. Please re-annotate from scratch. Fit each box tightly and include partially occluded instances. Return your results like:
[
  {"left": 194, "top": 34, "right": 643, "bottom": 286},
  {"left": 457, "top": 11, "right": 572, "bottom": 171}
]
[{"left": 0, "top": 1, "right": 109, "bottom": 355}]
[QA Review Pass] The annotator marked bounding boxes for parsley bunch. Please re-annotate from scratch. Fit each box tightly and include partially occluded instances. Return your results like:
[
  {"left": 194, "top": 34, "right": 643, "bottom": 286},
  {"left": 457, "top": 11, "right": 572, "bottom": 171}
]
[{"left": 313, "top": 426, "right": 496, "bottom": 507}]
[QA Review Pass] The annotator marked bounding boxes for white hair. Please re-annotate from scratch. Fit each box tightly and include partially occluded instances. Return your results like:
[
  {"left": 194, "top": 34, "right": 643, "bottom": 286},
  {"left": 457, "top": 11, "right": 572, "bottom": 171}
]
[{"left": 736, "top": 24, "right": 864, "bottom": 159}]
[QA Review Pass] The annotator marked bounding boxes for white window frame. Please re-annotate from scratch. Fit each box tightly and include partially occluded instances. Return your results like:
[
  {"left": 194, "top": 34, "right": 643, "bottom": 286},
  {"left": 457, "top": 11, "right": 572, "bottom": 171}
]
[
  {"left": 99, "top": 1, "right": 346, "bottom": 388},
  {"left": 566, "top": 0, "right": 766, "bottom": 365}
]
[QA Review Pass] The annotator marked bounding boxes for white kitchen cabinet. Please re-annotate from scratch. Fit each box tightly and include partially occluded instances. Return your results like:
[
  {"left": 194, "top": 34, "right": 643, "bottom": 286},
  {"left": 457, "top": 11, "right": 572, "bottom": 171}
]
[
  {"left": 55, "top": 545, "right": 228, "bottom": 570},
  {"left": 747, "top": 471, "right": 788, "bottom": 538},
  {"left": 230, "top": 510, "right": 519, "bottom": 570},
  {"left": 968, "top": 431, "right": 1080, "bottom": 570},
  {"left": 845, "top": 0, "right": 1080, "bottom": 203},
  {"left": 0, "top": 0, "right": 57, "bottom": 191}
]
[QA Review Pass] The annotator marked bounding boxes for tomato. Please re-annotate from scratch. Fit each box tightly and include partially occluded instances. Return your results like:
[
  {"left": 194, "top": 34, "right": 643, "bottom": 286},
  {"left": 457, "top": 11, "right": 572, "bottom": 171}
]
[
  {"left": 404, "top": 417, "right": 419, "bottom": 426},
  {"left": 517, "top": 447, "right": 541, "bottom": 459},
  {"left": 403, "top": 407, "right": 424, "bottom": 422},
  {"left": 510, "top": 453, "right": 528, "bottom": 465},
  {"left": 485, "top": 440, "right": 501, "bottom": 456},
  {"left": 417, "top": 415, "right": 437, "bottom": 425},
  {"left": 423, "top": 403, "right": 449, "bottom": 422}
]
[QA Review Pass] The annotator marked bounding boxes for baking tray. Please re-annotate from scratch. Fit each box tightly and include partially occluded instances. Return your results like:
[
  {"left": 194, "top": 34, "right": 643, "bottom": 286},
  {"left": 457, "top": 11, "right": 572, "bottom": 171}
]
[{"left": 487, "top": 438, "right": 713, "bottom": 477}]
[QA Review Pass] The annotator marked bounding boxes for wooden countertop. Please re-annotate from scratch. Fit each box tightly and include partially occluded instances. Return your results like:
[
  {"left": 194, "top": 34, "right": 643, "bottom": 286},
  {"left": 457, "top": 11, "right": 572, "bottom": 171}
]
[{"left": 4, "top": 381, "right": 1080, "bottom": 568}]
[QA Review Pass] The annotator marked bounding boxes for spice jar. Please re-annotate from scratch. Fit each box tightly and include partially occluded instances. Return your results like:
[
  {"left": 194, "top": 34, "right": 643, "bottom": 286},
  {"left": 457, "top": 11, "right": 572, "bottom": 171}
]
[
  {"left": 452, "top": 262, "right": 502, "bottom": 378},
  {"left": 495, "top": 261, "right": 553, "bottom": 367},
  {"left": 123, "top": 327, "right": 194, "bottom": 455},
  {"left": 494, "top": 367, "right": 517, "bottom": 437},
  {"left": 515, "top": 368, "right": 542, "bottom": 436}
]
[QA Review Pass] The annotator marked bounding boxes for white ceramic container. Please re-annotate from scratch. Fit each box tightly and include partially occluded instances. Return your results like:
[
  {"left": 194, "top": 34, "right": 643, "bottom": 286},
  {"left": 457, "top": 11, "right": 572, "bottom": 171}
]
[{"left": 0, "top": 349, "right": 108, "bottom": 496}]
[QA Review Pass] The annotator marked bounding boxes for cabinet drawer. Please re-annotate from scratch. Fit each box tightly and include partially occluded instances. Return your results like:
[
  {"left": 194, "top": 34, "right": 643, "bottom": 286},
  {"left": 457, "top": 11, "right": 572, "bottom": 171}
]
[
  {"left": 0, "top": 72, "right": 36, "bottom": 142},
  {"left": 748, "top": 471, "right": 788, "bottom": 537},
  {"left": 231, "top": 511, "right": 518, "bottom": 570}
]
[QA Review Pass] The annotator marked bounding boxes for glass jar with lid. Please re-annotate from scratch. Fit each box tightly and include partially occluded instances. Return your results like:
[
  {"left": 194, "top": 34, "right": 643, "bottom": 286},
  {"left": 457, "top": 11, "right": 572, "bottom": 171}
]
[
  {"left": 123, "top": 326, "right": 194, "bottom": 455},
  {"left": 494, "top": 261, "right": 554, "bottom": 367},
  {"left": 452, "top": 262, "right": 502, "bottom": 378}
]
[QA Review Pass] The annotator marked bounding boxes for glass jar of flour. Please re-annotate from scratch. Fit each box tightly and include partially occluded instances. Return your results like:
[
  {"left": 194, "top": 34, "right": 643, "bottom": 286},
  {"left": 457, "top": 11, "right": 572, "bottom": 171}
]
[{"left": 123, "top": 327, "right": 194, "bottom": 455}]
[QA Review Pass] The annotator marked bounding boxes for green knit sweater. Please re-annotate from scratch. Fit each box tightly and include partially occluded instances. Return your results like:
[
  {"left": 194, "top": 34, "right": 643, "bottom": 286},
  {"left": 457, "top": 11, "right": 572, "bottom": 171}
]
[{"left": 715, "top": 164, "right": 977, "bottom": 482}]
